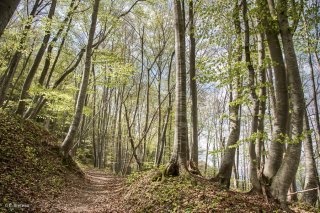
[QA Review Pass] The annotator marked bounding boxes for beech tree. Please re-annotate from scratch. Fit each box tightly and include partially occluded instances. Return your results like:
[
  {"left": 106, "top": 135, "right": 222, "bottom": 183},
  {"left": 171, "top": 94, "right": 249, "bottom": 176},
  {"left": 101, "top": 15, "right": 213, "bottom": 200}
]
[
  {"left": 61, "top": 0, "right": 100, "bottom": 156},
  {"left": 214, "top": 0, "right": 242, "bottom": 188},
  {"left": 165, "top": 0, "right": 189, "bottom": 176}
]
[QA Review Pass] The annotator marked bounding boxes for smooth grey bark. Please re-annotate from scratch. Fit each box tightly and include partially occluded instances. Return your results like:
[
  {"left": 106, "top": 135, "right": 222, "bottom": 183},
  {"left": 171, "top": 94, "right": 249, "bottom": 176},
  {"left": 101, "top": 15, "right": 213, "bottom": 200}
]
[
  {"left": 156, "top": 54, "right": 173, "bottom": 167},
  {"left": 155, "top": 62, "right": 162, "bottom": 166},
  {"left": 61, "top": 0, "right": 100, "bottom": 155},
  {"left": 156, "top": 107, "right": 171, "bottom": 166},
  {"left": 188, "top": 0, "right": 199, "bottom": 168},
  {"left": 124, "top": 104, "right": 143, "bottom": 171},
  {"left": 233, "top": 158, "right": 239, "bottom": 189},
  {"left": 123, "top": 81, "right": 144, "bottom": 171},
  {"left": 123, "top": 38, "right": 148, "bottom": 170},
  {"left": 288, "top": 177, "right": 298, "bottom": 202},
  {"left": 100, "top": 88, "right": 112, "bottom": 169},
  {"left": 140, "top": 26, "right": 148, "bottom": 165},
  {"left": 92, "top": 66, "right": 98, "bottom": 167},
  {"left": 302, "top": 110, "right": 319, "bottom": 206},
  {"left": 204, "top": 130, "right": 210, "bottom": 176},
  {"left": 306, "top": 36, "right": 320, "bottom": 155},
  {"left": 111, "top": 90, "right": 120, "bottom": 172},
  {"left": 166, "top": 52, "right": 174, "bottom": 164},
  {"left": 0, "top": 0, "right": 21, "bottom": 37},
  {"left": 257, "top": 0, "right": 289, "bottom": 180},
  {"left": 269, "top": 0, "right": 305, "bottom": 206},
  {"left": 114, "top": 87, "right": 124, "bottom": 174},
  {"left": 243, "top": 0, "right": 261, "bottom": 193},
  {"left": 16, "top": 0, "right": 57, "bottom": 115},
  {"left": 214, "top": 0, "right": 241, "bottom": 188},
  {"left": 165, "top": 0, "right": 189, "bottom": 176},
  {"left": 256, "top": 32, "right": 266, "bottom": 170}
]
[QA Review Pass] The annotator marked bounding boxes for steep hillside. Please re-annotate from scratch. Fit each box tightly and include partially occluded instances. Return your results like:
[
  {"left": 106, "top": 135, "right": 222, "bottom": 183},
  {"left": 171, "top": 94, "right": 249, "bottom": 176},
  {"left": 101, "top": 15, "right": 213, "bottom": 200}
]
[{"left": 0, "top": 111, "right": 83, "bottom": 212}]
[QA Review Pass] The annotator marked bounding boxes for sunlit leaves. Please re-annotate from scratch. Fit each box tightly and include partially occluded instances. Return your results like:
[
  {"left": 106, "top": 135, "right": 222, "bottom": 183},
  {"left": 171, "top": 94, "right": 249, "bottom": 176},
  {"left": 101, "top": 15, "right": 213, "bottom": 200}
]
[{"left": 93, "top": 49, "right": 136, "bottom": 87}]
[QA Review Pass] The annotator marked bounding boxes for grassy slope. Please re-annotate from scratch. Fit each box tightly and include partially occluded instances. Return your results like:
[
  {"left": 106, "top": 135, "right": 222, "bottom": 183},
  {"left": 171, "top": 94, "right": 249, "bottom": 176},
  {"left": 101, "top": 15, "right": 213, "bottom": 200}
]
[{"left": 0, "top": 111, "right": 83, "bottom": 212}]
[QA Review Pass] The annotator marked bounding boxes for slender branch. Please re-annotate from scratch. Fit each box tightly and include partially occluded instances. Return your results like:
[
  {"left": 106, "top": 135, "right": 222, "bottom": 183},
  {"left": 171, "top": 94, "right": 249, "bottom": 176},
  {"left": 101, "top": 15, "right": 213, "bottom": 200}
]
[{"left": 287, "top": 187, "right": 319, "bottom": 196}]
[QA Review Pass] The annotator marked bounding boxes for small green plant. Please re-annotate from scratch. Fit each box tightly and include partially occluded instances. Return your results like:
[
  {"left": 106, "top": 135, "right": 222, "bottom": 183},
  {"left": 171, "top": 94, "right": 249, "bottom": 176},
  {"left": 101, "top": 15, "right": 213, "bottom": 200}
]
[{"left": 126, "top": 171, "right": 143, "bottom": 185}]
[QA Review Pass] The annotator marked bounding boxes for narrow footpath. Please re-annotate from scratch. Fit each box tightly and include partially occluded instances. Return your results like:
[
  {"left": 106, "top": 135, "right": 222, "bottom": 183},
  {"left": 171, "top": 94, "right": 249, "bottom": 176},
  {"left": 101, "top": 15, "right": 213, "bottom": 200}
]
[{"left": 46, "top": 169, "right": 126, "bottom": 213}]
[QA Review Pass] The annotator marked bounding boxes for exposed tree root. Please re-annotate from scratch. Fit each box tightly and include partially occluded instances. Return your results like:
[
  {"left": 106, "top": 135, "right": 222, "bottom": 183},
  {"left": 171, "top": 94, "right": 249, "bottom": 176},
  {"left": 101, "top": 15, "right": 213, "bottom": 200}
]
[
  {"left": 188, "top": 160, "right": 201, "bottom": 176},
  {"left": 210, "top": 174, "right": 230, "bottom": 189},
  {"left": 164, "top": 161, "right": 180, "bottom": 176}
]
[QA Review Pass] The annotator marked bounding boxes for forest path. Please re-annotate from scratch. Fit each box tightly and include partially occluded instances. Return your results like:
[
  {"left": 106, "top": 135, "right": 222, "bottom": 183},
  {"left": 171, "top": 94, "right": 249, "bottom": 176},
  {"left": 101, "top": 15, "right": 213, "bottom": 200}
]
[{"left": 48, "top": 169, "right": 126, "bottom": 213}]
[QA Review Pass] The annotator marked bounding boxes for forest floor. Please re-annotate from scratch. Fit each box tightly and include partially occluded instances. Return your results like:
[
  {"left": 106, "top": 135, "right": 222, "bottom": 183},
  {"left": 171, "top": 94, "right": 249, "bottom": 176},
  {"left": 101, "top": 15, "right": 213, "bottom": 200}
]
[
  {"left": 45, "top": 169, "right": 126, "bottom": 213},
  {"left": 48, "top": 168, "right": 316, "bottom": 213}
]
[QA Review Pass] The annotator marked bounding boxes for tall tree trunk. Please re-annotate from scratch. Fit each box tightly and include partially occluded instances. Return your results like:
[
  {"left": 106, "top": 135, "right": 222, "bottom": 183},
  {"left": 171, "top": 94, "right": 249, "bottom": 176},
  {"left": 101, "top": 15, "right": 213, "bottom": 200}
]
[
  {"left": 257, "top": 0, "right": 289, "bottom": 180},
  {"left": 243, "top": 0, "right": 261, "bottom": 193},
  {"left": 156, "top": 107, "right": 171, "bottom": 166},
  {"left": 188, "top": 0, "right": 199, "bottom": 168},
  {"left": 114, "top": 87, "right": 124, "bottom": 173},
  {"left": 112, "top": 90, "right": 120, "bottom": 172},
  {"left": 256, "top": 32, "right": 266, "bottom": 170},
  {"left": 214, "top": 0, "right": 242, "bottom": 188},
  {"left": 92, "top": 66, "right": 98, "bottom": 167},
  {"left": 302, "top": 110, "right": 319, "bottom": 206},
  {"left": 155, "top": 63, "right": 162, "bottom": 166},
  {"left": 288, "top": 176, "right": 298, "bottom": 202},
  {"left": 156, "top": 53, "right": 174, "bottom": 167},
  {"left": 165, "top": 0, "right": 189, "bottom": 176},
  {"left": 269, "top": 0, "right": 305, "bottom": 207},
  {"left": 16, "top": 0, "right": 57, "bottom": 115},
  {"left": 306, "top": 32, "right": 320, "bottom": 154},
  {"left": 0, "top": 0, "right": 21, "bottom": 37},
  {"left": 204, "top": 130, "right": 210, "bottom": 176},
  {"left": 61, "top": 0, "right": 100, "bottom": 155}
]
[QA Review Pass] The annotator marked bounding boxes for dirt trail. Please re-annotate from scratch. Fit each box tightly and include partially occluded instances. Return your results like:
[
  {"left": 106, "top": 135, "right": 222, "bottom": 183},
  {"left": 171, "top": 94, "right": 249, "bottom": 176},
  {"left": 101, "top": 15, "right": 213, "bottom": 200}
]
[{"left": 47, "top": 169, "right": 126, "bottom": 213}]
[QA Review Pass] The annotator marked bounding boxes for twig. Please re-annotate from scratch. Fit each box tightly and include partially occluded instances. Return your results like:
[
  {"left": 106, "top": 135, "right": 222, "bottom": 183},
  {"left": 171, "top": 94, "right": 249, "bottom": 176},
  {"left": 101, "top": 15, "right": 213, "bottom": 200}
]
[{"left": 287, "top": 187, "right": 319, "bottom": 196}]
